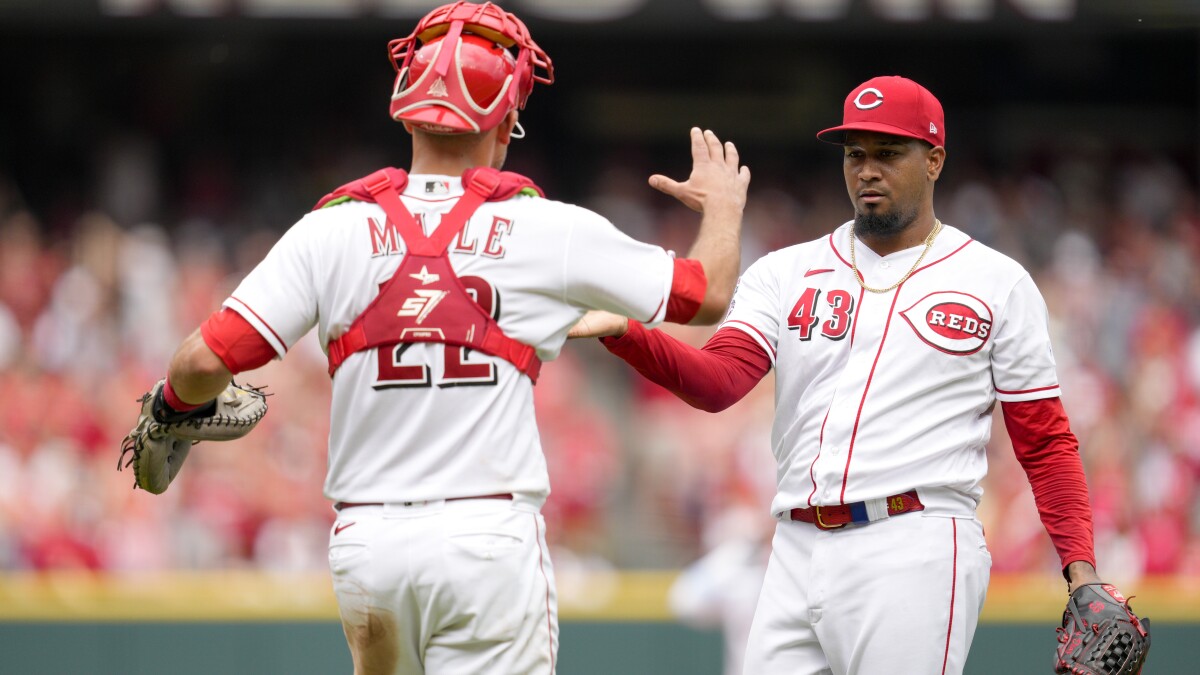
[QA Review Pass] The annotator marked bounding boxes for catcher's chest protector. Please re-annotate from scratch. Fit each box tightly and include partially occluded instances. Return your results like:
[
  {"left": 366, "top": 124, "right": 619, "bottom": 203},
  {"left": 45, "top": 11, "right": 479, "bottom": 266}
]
[{"left": 324, "top": 167, "right": 542, "bottom": 382}]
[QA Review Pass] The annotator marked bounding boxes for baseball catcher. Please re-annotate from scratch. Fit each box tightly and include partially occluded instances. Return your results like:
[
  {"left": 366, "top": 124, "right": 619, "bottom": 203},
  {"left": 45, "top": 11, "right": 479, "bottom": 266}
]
[
  {"left": 118, "top": 379, "right": 268, "bottom": 494},
  {"left": 1055, "top": 583, "right": 1150, "bottom": 674}
]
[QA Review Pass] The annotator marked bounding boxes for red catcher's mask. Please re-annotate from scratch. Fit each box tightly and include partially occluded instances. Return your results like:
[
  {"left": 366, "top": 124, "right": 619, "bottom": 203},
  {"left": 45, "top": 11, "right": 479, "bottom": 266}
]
[{"left": 388, "top": 1, "right": 554, "bottom": 134}]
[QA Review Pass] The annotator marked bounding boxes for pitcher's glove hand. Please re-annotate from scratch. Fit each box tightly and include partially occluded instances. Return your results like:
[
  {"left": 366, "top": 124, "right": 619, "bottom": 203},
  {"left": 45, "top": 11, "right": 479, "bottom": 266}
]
[
  {"left": 118, "top": 379, "right": 268, "bottom": 494},
  {"left": 1055, "top": 583, "right": 1150, "bottom": 675}
]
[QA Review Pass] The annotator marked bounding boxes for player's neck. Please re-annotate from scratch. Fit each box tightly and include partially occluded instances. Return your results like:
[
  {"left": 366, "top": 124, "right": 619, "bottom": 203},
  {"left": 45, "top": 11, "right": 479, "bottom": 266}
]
[{"left": 410, "top": 132, "right": 502, "bottom": 176}]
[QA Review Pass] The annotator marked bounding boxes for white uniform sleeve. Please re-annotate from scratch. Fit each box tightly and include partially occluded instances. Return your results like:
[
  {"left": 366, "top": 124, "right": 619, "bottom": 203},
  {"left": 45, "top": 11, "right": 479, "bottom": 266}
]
[
  {"left": 223, "top": 216, "right": 320, "bottom": 357},
  {"left": 990, "top": 273, "right": 1062, "bottom": 402},
  {"left": 718, "top": 255, "right": 780, "bottom": 367},
  {"left": 562, "top": 208, "right": 674, "bottom": 328}
]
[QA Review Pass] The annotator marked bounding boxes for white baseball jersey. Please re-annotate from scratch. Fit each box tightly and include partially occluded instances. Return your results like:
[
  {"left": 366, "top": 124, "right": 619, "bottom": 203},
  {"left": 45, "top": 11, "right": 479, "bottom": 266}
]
[
  {"left": 225, "top": 174, "right": 674, "bottom": 503},
  {"left": 721, "top": 221, "right": 1060, "bottom": 517}
]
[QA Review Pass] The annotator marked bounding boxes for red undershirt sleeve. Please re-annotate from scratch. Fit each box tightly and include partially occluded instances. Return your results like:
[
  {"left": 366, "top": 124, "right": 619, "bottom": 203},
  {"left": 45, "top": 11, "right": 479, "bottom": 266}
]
[
  {"left": 1001, "top": 397, "right": 1097, "bottom": 575},
  {"left": 600, "top": 323, "right": 770, "bottom": 412},
  {"left": 200, "top": 308, "right": 279, "bottom": 374},
  {"left": 664, "top": 257, "right": 707, "bottom": 324}
]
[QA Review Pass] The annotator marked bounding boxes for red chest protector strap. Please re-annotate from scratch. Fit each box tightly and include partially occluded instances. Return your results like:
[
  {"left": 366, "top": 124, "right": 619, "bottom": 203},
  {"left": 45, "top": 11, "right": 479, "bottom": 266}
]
[{"left": 325, "top": 168, "right": 542, "bottom": 383}]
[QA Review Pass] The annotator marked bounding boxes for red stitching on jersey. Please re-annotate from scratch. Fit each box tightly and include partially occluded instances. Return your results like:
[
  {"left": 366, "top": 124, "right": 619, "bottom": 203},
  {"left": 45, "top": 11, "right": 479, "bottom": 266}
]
[
  {"left": 840, "top": 288, "right": 903, "bottom": 503},
  {"left": 725, "top": 320, "right": 776, "bottom": 360},
  {"left": 995, "top": 384, "right": 1060, "bottom": 395},
  {"left": 229, "top": 296, "right": 289, "bottom": 354},
  {"left": 941, "top": 518, "right": 959, "bottom": 675},
  {"left": 804, "top": 268, "right": 834, "bottom": 277}
]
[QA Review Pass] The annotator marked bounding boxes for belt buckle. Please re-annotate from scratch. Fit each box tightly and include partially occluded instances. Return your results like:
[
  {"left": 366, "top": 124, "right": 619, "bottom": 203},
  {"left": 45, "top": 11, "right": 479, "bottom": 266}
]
[{"left": 814, "top": 505, "right": 845, "bottom": 530}]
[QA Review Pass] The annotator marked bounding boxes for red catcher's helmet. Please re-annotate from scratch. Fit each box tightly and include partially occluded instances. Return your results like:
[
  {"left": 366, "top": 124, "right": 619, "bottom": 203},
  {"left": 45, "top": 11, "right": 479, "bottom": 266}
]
[{"left": 388, "top": 1, "right": 554, "bottom": 134}]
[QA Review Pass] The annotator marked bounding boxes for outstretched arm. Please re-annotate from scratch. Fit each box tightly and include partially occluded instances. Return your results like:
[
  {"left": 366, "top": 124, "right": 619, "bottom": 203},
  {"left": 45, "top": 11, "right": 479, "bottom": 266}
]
[
  {"left": 654, "top": 128, "right": 750, "bottom": 325},
  {"left": 582, "top": 318, "right": 770, "bottom": 412}
]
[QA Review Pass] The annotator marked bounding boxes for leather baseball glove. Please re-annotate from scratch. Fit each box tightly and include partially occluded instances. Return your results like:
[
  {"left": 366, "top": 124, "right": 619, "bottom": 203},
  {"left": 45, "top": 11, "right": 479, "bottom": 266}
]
[
  {"left": 1055, "top": 583, "right": 1150, "bottom": 674},
  {"left": 118, "top": 379, "right": 268, "bottom": 494}
]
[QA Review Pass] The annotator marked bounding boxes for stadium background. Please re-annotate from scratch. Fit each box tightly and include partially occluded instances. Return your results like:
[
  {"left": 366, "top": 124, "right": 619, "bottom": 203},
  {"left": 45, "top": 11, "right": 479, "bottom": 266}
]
[{"left": 1, "top": 0, "right": 1198, "bottom": 672}]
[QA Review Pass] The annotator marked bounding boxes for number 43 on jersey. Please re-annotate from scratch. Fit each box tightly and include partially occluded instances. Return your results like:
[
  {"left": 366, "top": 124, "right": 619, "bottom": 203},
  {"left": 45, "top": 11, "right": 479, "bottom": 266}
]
[{"left": 788, "top": 287, "right": 856, "bottom": 341}]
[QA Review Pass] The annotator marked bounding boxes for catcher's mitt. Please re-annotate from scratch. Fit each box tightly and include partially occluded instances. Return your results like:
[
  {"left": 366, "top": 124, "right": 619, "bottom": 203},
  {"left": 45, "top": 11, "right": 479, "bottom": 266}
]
[
  {"left": 118, "top": 379, "right": 268, "bottom": 494},
  {"left": 1055, "top": 583, "right": 1150, "bottom": 675}
]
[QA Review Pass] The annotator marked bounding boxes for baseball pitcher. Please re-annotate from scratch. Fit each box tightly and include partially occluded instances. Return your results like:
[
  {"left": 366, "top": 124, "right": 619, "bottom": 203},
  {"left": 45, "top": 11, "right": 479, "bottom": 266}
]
[{"left": 570, "top": 76, "right": 1149, "bottom": 674}]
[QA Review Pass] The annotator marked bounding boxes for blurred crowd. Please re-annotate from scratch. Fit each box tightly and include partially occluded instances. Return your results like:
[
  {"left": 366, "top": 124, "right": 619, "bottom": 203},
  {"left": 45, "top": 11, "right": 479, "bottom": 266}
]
[{"left": 0, "top": 137, "right": 1198, "bottom": 591}]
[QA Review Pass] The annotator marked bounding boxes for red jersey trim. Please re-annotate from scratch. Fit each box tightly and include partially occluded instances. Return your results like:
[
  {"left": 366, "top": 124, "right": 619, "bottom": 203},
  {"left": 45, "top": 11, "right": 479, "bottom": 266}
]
[
  {"left": 995, "top": 384, "right": 1060, "bottom": 395},
  {"left": 940, "top": 519, "right": 959, "bottom": 675},
  {"left": 228, "top": 296, "right": 288, "bottom": 354},
  {"left": 828, "top": 230, "right": 852, "bottom": 269},
  {"left": 840, "top": 288, "right": 904, "bottom": 504},
  {"left": 912, "top": 238, "right": 975, "bottom": 276},
  {"left": 724, "top": 319, "right": 776, "bottom": 361}
]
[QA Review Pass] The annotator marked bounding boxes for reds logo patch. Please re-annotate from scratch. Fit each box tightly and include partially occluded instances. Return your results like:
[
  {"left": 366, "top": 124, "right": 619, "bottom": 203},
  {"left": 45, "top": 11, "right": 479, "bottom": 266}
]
[{"left": 900, "top": 292, "right": 993, "bottom": 355}]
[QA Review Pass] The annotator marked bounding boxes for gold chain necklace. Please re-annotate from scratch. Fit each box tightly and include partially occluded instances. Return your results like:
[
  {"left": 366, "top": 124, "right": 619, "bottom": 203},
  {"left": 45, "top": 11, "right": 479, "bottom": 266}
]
[{"left": 849, "top": 219, "right": 943, "bottom": 294}]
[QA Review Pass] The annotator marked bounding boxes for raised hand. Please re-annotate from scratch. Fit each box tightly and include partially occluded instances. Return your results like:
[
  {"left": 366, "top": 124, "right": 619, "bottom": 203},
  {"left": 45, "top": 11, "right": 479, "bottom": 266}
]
[{"left": 649, "top": 128, "right": 750, "bottom": 214}]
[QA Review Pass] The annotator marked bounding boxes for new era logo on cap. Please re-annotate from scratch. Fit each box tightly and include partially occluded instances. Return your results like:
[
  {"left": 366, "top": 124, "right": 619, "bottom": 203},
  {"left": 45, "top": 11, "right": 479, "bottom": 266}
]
[{"left": 817, "top": 76, "right": 945, "bottom": 147}]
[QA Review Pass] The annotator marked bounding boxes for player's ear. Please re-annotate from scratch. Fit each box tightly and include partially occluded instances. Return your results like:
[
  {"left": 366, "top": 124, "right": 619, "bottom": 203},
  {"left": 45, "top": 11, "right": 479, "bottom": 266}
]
[
  {"left": 401, "top": 121, "right": 416, "bottom": 136},
  {"left": 495, "top": 110, "right": 519, "bottom": 146},
  {"left": 927, "top": 145, "right": 946, "bottom": 182}
]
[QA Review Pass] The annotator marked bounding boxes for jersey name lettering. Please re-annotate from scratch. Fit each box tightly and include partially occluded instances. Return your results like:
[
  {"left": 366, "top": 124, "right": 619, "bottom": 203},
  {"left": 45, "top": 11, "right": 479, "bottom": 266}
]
[
  {"left": 368, "top": 217, "right": 401, "bottom": 257},
  {"left": 368, "top": 214, "right": 514, "bottom": 258}
]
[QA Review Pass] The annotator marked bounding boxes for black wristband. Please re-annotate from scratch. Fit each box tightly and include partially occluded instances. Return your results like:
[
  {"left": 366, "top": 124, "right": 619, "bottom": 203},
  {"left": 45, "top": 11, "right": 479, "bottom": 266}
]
[{"left": 151, "top": 385, "right": 217, "bottom": 424}]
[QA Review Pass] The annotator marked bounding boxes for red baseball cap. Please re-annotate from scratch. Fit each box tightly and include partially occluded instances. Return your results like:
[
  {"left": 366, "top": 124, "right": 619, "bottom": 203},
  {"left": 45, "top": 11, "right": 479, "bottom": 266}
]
[{"left": 817, "top": 76, "right": 945, "bottom": 147}]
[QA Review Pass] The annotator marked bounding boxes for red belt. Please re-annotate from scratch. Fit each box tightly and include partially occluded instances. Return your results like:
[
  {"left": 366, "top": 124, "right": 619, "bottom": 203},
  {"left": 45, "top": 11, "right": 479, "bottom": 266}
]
[
  {"left": 787, "top": 490, "right": 924, "bottom": 530},
  {"left": 334, "top": 493, "right": 513, "bottom": 511}
]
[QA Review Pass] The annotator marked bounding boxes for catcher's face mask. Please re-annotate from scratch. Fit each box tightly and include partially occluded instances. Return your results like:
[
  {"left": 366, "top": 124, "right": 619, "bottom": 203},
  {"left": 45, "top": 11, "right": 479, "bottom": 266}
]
[{"left": 388, "top": 1, "right": 554, "bottom": 135}]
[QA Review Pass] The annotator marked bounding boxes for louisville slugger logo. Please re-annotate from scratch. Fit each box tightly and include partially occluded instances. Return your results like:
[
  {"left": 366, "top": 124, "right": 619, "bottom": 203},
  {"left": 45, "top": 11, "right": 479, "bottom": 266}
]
[
  {"left": 900, "top": 291, "right": 993, "bottom": 355},
  {"left": 398, "top": 289, "right": 449, "bottom": 324}
]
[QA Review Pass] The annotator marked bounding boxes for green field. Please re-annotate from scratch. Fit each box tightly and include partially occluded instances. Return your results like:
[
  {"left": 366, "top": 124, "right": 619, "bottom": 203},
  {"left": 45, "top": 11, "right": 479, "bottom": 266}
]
[{"left": 0, "top": 572, "right": 1193, "bottom": 673}]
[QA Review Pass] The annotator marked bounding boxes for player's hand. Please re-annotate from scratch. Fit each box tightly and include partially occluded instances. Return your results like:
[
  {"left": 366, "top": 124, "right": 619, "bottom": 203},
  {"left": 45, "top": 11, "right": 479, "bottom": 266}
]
[
  {"left": 650, "top": 128, "right": 750, "bottom": 214},
  {"left": 568, "top": 311, "right": 629, "bottom": 339}
]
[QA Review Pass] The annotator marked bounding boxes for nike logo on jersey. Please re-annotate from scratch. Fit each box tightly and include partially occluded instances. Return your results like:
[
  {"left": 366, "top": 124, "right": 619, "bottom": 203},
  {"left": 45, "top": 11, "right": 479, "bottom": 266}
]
[
  {"left": 900, "top": 291, "right": 993, "bottom": 355},
  {"left": 804, "top": 268, "right": 834, "bottom": 277},
  {"left": 409, "top": 265, "right": 441, "bottom": 285},
  {"left": 334, "top": 522, "right": 356, "bottom": 535},
  {"left": 398, "top": 289, "right": 450, "bottom": 324}
]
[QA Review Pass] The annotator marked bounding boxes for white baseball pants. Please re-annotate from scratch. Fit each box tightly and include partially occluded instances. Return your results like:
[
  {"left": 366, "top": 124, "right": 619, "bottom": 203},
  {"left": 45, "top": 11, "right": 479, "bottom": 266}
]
[
  {"left": 328, "top": 497, "right": 558, "bottom": 675},
  {"left": 743, "top": 509, "right": 991, "bottom": 675}
]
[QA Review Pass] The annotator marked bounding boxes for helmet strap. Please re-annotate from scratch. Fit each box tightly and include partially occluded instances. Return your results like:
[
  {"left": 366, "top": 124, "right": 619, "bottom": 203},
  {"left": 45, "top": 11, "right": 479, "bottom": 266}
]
[{"left": 433, "top": 20, "right": 465, "bottom": 77}]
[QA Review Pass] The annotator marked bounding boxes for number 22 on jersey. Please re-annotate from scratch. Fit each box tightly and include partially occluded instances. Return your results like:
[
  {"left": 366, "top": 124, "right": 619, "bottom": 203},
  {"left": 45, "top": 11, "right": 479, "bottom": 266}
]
[{"left": 375, "top": 275, "right": 500, "bottom": 389}]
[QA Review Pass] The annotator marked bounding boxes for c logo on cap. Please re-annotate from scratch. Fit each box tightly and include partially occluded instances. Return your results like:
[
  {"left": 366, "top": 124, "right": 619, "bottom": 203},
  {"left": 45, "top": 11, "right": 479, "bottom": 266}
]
[{"left": 853, "top": 87, "right": 884, "bottom": 110}]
